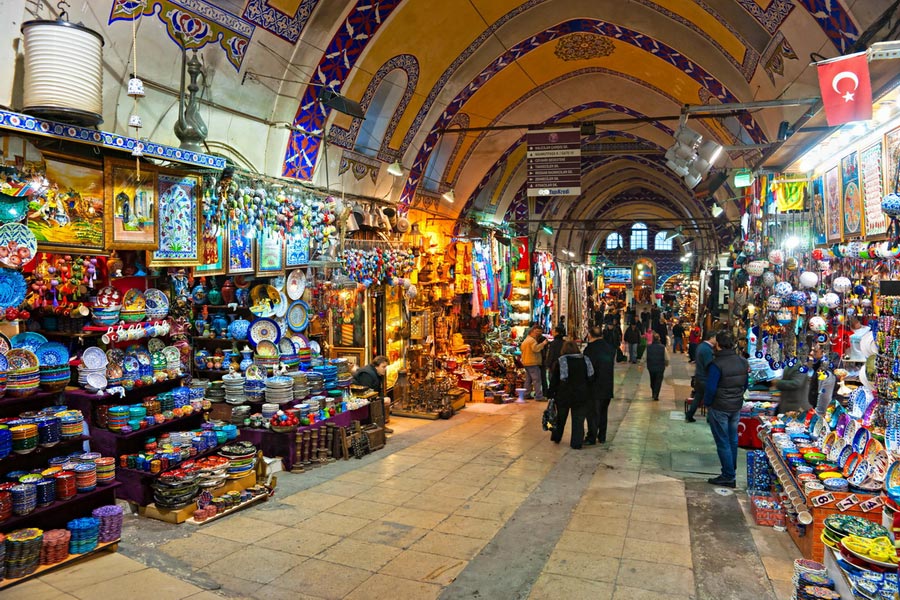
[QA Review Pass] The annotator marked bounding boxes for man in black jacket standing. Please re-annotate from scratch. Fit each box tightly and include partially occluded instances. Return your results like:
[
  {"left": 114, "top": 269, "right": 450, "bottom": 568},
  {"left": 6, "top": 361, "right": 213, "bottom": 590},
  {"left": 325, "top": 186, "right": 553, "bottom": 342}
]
[
  {"left": 703, "top": 332, "right": 749, "bottom": 488},
  {"left": 582, "top": 326, "right": 615, "bottom": 444}
]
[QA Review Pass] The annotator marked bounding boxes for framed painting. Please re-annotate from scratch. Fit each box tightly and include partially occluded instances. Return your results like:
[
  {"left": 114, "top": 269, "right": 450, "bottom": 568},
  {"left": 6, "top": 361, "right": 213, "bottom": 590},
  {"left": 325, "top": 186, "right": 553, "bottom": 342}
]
[
  {"left": 104, "top": 157, "right": 158, "bottom": 249},
  {"left": 29, "top": 153, "right": 105, "bottom": 252},
  {"left": 811, "top": 177, "right": 827, "bottom": 246},
  {"left": 824, "top": 166, "right": 842, "bottom": 243},
  {"left": 331, "top": 346, "right": 366, "bottom": 369},
  {"left": 840, "top": 151, "right": 863, "bottom": 239},
  {"left": 194, "top": 233, "right": 225, "bottom": 276},
  {"left": 860, "top": 142, "right": 887, "bottom": 238},
  {"left": 195, "top": 177, "right": 225, "bottom": 275},
  {"left": 227, "top": 221, "right": 255, "bottom": 274},
  {"left": 150, "top": 171, "right": 201, "bottom": 266},
  {"left": 886, "top": 125, "right": 900, "bottom": 196},
  {"left": 257, "top": 229, "right": 284, "bottom": 275},
  {"left": 285, "top": 231, "right": 310, "bottom": 267}
]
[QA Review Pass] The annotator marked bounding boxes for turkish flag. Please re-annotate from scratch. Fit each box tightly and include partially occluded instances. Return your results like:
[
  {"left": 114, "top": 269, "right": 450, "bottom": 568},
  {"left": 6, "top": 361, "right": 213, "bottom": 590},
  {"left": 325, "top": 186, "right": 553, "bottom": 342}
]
[{"left": 817, "top": 52, "right": 872, "bottom": 126}]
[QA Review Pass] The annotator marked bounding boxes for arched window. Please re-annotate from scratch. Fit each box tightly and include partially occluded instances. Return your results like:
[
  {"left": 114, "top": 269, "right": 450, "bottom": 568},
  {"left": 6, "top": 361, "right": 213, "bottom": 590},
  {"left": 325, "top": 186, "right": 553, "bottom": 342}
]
[
  {"left": 655, "top": 231, "right": 673, "bottom": 251},
  {"left": 355, "top": 69, "right": 408, "bottom": 156},
  {"left": 423, "top": 129, "right": 462, "bottom": 192},
  {"left": 606, "top": 232, "right": 623, "bottom": 250},
  {"left": 631, "top": 222, "right": 648, "bottom": 250}
]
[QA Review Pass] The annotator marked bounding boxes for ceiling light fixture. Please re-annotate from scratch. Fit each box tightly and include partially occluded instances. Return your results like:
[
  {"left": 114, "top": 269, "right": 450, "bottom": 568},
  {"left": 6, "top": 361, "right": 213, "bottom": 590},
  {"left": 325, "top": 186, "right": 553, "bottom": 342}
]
[
  {"left": 318, "top": 89, "right": 365, "bottom": 119},
  {"left": 442, "top": 189, "right": 455, "bottom": 203},
  {"left": 541, "top": 224, "right": 553, "bottom": 235},
  {"left": 711, "top": 204, "right": 724, "bottom": 218},
  {"left": 386, "top": 161, "right": 404, "bottom": 177}
]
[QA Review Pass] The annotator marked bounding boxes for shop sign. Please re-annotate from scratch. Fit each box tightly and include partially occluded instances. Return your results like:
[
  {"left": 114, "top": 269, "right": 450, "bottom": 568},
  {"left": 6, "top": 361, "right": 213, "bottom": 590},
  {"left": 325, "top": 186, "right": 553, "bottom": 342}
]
[{"left": 526, "top": 128, "right": 581, "bottom": 197}]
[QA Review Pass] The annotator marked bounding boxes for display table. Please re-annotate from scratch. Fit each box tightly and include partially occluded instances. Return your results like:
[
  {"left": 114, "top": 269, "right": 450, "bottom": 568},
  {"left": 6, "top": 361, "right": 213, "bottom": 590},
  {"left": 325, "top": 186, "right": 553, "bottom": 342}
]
[
  {"left": 238, "top": 404, "right": 371, "bottom": 471},
  {"left": 761, "top": 432, "right": 882, "bottom": 563}
]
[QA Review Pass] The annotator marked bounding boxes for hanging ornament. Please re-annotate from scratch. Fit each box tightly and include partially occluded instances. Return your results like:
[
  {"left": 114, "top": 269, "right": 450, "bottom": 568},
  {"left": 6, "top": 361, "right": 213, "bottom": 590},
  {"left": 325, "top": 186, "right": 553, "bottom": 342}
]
[
  {"left": 809, "top": 316, "right": 827, "bottom": 332},
  {"left": 768, "top": 249, "right": 784, "bottom": 265},
  {"left": 746, "top": 260, "right": 767, "bottom": 276},
  {"left": 785, "top": 256, "right": 799, "bottom": 271},
  {"left": 832, "top": 276, "right": 852, "bottom": 294},
  {"left": 799, "top": 271, "right": 818, "bottom": 289},
  {"left": 812, "top": 248, "right": 824, "bottom": 260},
  {"left": 761, "top": 271, "right": 777, "bottom": 288},
  {"left": 822, "top": 292, "right": 841, "bottom": 309},
  {"left": 774, "top": 281, "right": 793, "bottom": 297},
  {"left": 766, "top": 296, "right": 782, "bottom": 311}
]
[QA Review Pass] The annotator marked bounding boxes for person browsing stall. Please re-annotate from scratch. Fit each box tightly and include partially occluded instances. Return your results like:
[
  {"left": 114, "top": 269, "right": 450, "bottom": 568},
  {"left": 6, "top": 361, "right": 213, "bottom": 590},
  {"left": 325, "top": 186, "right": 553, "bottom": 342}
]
[
  {"left": 703, "top": 331, "right": 749, "bottom": 488},
  {"left": 521, "top": 326, "right": 549, "bottom": 401}
]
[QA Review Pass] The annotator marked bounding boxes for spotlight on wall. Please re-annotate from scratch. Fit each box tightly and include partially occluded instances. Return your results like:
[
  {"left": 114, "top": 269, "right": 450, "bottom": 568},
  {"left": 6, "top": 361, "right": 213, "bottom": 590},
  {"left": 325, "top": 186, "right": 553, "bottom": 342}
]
[
  {"left": 442, "top": 189, "right": 455, "bottom": 203},
  {"left": 711, "top": 204, "right": 724, "bottom": 218},
  {"left": 386, "top": 161, "right": 404, "bottom": 177}
]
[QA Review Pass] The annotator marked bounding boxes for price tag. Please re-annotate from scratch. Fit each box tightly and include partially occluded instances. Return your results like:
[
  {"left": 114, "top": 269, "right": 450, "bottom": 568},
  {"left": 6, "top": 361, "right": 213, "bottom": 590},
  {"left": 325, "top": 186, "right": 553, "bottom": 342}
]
[
  {"left": 859, "top": 496, "right": 884, "bottom": 512},
  {"left": 811, "top": 492, "right": 836, "bottom": 507},
  {"left": 836, "top": 494, "right": 860, "bottom": 512}
]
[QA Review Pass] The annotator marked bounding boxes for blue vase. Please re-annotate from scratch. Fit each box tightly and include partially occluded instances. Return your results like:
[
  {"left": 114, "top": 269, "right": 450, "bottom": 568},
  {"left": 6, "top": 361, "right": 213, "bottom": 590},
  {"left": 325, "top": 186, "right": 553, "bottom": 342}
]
[
  {"left": 229, "top": 317, "right": 250, "bottom": 341},
  {"left": 211, "top": 313, "right": 228, "bottom": 337},
  {"left": 240, "top": 350, "right": 253, "bottom": 372},
  {"left": 193, "top": 318, "right": 207, "bottom": 336}
]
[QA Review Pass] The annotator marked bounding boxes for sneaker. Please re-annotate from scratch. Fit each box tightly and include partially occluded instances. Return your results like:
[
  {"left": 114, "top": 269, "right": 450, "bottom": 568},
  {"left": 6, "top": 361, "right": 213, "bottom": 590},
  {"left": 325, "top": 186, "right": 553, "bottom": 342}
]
[{"left": 707, "top": 476, "right": 735, "bottom": 488}]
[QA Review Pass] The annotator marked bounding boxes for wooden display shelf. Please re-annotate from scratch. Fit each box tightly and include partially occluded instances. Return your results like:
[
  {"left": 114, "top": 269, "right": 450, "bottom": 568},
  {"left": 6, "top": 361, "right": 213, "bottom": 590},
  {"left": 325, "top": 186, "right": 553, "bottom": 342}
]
[
  {"left": 67, "top": 377, "right": 184, "bottom": 403},
  {"left": 0, "top": 390, "right": 65, "bottom": 410},
  {"left": 0, "top": 482, "right": 121, "bottom": 533},
  {"left": 185, "top": 492, "right": 268, "bottom": 525},
  {"left": 89, "top": 413, "right": 203, "bottom": 457},
  {"left": 0, "top": 539, "right": 119, "bottom": 590},
  {"left": 138, "top": 471, "right": 259, "bottom": 524},
  {"left": 117, "top": 445, "right": 221, "bottom": 481},
  {"left": 0, "top": 435, "right": 90, "bottom": 469},
  {"left": 34, "top": 330, "right": 102, "bottom": 339}
]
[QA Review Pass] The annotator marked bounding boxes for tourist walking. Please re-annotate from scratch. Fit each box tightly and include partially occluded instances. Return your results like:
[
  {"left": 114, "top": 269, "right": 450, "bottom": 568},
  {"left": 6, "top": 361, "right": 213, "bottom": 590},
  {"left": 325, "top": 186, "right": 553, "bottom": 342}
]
[
  {"left": 686, "top": 329, "right": 717, "bottom": 422},
  {"left": 688, "top": 324, "right": 702, "bottom": 362},
  {"left": 672, "top": 321, "right": 685, "bottom": 353},
  {"left": 704, "top": 331, "right": 749, "bottom": 488},
  {"left": 548, "top": 341, "right": 594, "bottom": 449},
  {"left": 624, "top": 322, "right": 641, "bottom": 364},
  {"left": 645, "top": 333, "right": 669, "bottom": 401},
  {"left": 520, "top": 325, "right": 549, "bottom": 401},
  {"left": 582, "top": 326, "right": 615, "bottom": 444}
]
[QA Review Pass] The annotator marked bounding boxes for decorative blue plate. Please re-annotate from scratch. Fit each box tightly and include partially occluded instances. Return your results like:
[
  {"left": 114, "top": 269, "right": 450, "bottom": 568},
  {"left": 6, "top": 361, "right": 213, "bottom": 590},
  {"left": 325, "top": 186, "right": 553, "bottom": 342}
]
[
  {"left": 0, "top": 353, "right": 7, "bottom": 371},
  {"left": 36, "top": 342, "right": 69, "bottom": 367},
  {"left": 0, "top": 223, "right": 37, "bottom": 269},
  {"left": 0, "top": 268, "right": 26, "bottom": 310},
  {"left": 287, "top": 300, "right": 309, "bottom": 333},
  {"left": 11, "top": 332, "right": 48, "bottom": 355},
  {"left": 249, "top": 318, "right": 280, "bottom": 348}
]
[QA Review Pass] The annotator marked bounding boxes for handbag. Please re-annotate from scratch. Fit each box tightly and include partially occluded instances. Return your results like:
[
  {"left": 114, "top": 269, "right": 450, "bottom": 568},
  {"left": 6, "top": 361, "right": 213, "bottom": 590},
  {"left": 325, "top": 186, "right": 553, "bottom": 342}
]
[{"left": 541, "top": 398, "right": 557, "bottom": 431}]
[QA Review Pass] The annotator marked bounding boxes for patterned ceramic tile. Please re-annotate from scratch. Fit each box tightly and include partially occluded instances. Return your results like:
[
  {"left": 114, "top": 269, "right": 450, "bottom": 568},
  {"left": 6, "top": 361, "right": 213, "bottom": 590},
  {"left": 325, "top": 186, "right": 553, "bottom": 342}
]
[{"left": 243, "top": 0, "right": 319, "bottom": 43}]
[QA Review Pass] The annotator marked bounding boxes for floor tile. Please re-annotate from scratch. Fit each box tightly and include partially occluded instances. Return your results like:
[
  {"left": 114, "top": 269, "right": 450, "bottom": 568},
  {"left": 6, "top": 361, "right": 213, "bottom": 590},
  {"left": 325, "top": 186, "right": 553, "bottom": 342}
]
[
  {"left": 555, "top": 530, "right": 626, "bottom": 558},
  {"left": 403, "top": 492, "right": 468, "bottom": 513},
  {"left": 364, "top": 486, "right": 419, "bottom": 505},
  {"left": 574, "top": 499, "right": 633, "bottom": 519},
  {"left": 250, "top": 584, "right": 328, "bottom": 600},
  {"left": 470, "top": 488, "right": 529, "bottom": 505},
  {"left": 616, "top": 558, "right": 695, "bottom": 596},
  {"left": 246, "top": 504, "right": 318, "bottom": 525},
  {"left": 201, "top": 515, "right": 286, "bottom": 544},
  {"left": 205, "top": 546, "right": 300, "bottom": 585},
  {"left": 317, "top": 538, "right": 402, "bottom": 571},
  {"left": 628, "top": 505, "right": 689, "bottom": 526},
  {"left": 13, "top": 578, "right": 76, "bottom": 600},
  {"left": 271, "top": 559, "right": 370, "bottom": 599},
  {"left": 326, "top": 497, "right": 396, "bottom": 520},
  {"left": 611, "top": 585, "right": 693, "bottom": 600},
  {"left": 410, "top": 531, "right": 488, "bottom": 560},
  {"left": 254, "top": 525, "right": 342, "bottom": 557},
  {"left": 621, "top": 537, "right": 693, "bottom": 568},
  {"left": 345, "top": 573, "right": 442, "bottom": 600},
  {"left": 528, "top": 573, "right": 614, "bottom": 600},
  {"left": 379, "top": 549, "right": 467, "bottom": 585},
  {"left": 454, "top": 500, "right": 517, "bottom": 521},
  {"left": 566, "top": 513, "right": 630, "bottom": 537},
  {"left": 626, "top": 519, "right": 691, "bottom": 546},
  {"left": 279, "top": 491, "right": 347, "bottom": 511},
  {"left": 543, "top": 549, "right": 620, "bottom": 582},
  {"left": 39, "top": 551, "right": 147, "bottom": 591},
  {"left": 350, "top": 519, "right": 429, "bottom": 548},
  {"left": 383, "top": 506, "right": 450, "bottom": 530},
  {"left": 298, "top": 513, "right": 373, "bottom": 537},
  {"left": 434, "top": 514, "right": 503, "bottom": 540},
  {"left": 378, "top": 477, "right": 435, "bottom": 493},
  {"left": 423, "top": 481, "right": 483, "bottom": 500},
  {"left": 70, "top": 566, "right": 203, "bottom": 600}
]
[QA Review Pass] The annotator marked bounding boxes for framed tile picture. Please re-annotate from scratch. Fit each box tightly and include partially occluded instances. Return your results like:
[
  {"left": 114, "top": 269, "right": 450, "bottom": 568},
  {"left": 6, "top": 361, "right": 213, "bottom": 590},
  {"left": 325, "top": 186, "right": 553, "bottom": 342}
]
[
  {"left": 104, "top": 157, "right": 158, "bottom": 250},
  {"left": 840, "top": 151, "right": 863, "bottom": 239},
  {"left": 257, "top": 229, "right": 285, "bottom": 275},
  {"left": 150, "top": 171, "right": 201, "bottom": 266},
  {"left": 824, "top": 166, "right": 842, "bottom": 243},
  {"left": 285, "top": 231, "right": 310, "bottom": 267},
  {"left": 227, "top": 221, "right": 255, "bottom": 274}
]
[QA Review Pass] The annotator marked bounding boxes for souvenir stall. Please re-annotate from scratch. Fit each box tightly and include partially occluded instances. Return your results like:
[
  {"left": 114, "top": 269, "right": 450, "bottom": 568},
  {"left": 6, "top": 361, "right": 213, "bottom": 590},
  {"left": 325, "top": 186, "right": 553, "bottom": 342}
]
[
  {"left": 508, "top": 237, "right": 532, "bottom": 335},
  {"left": 533, "top": 251, "right": 556, "bottom": 331}
]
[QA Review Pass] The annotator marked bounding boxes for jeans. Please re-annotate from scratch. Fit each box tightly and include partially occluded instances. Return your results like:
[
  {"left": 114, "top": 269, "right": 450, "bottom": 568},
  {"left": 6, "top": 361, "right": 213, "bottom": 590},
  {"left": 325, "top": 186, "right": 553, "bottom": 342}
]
[
  {"left": 649, "top": 370, "right": 664, "bottom": 400},
  {"left": 707, "top": 408, "right": 740, "bottom": 481},
  {"left": 585, "top": 396, "right": 611, "bottom": 442},
  {"left": 686, "top": 383, "right": 705, "bottom": 419},
  {"left": 674, "top": 337, "right": 684, "bottom": 353},
  {"left": 524, "top": 366, "right": 543, "bottom": 400},
  {"left": 552, "top": 402, "right": 587, "bottom": 448},
  {"left": 628, "top": 342, "right": 638, "bottom": 363}
]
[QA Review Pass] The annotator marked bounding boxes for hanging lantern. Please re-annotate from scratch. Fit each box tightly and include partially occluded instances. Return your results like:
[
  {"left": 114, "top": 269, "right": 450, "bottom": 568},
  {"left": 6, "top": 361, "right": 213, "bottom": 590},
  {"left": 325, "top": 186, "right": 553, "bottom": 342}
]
[
  {"left": 767, "top": 296, "right": 782, "bottom": 311},
  {"left": 809, "top": 316, "right": 827, "bottom": 332},
  {"left": 799, "top": 271, "right": 818, "bottom": 289},
  {"left": 746, "top": 260, "right": 767, "bottom": 277},
  {"left": 822, "top": 292, "right": 841, "bottom": 309},
  {"left": 774, "top": 281, "right": 793, "bottom": 297},
  {"left": 833, "top": 276, "right": 852, "bottom": 294},
  {"left": 776, "top": 309, "right": 793, "bottom": 326},
  {"left": 761, "top": 271, "right": 777, "bottom": 288},
  {"left": 768, "top": 249, "right": 784, "bottom": 265}
]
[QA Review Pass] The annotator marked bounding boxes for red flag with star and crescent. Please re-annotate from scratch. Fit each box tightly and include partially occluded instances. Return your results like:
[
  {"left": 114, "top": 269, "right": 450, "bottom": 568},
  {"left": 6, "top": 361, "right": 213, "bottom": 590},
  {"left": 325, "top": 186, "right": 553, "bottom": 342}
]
[{"left": 816, "top": 52, "right": 873, "bottom": 126}]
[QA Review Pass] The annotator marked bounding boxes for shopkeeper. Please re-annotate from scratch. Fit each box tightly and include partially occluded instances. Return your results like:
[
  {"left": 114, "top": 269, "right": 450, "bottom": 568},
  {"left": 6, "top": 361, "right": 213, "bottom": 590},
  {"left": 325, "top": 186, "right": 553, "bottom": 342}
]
[{"left": 353, "top": 356, "right": 389, "bottom": 392}]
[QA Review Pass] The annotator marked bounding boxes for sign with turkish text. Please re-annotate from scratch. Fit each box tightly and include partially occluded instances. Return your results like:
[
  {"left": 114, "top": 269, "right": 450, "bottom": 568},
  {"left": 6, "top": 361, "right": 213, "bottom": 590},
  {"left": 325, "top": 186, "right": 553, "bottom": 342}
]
[
  {"left": 816, "top": 52, "right": 873, "bottom": 126},
  {"left": 527, "top": 128, "right": 581, "bottom": 197}
]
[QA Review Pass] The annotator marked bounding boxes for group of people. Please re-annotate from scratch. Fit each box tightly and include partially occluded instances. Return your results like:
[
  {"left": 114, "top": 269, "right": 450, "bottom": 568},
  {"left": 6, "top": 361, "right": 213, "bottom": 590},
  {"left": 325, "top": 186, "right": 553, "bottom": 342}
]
[{"left": 521, "top": 324, "right": 616, "bottom": 448}]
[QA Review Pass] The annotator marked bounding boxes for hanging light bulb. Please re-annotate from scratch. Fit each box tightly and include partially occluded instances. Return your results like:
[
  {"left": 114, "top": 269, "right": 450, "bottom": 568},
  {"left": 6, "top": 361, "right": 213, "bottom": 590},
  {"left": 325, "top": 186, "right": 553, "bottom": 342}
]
[
  {"left": 386, "top": 161, "right": 404, "bottom": 177},
  {"left": 442, "top": 189, "right": 455, "bottom": 203}
]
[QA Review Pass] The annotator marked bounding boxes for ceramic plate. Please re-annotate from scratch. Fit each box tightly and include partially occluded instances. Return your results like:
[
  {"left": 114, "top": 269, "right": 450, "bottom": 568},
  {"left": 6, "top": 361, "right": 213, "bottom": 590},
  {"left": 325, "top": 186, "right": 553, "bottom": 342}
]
[
  {"left": 287, "top": 300, "right": 309, "bottom": 333},
  {"left": 36, "top": 341, "right": 69, "bottom": 367},
  {"left": 0, "top": 223, "right": 37, "bottom": 269},
  {"left": 82, "top": 346, "right": 108, "bottom": 370},
  {"left": 869, "top": 450, "right": 889, "bottom": 483},
  {"left": 853, "top": 427, "right": 872, "bottom": 455},
  {"left": 0, "top": 332, "right": 9, "bottom": 355},
  {"left": 249, "top": 318, "right": 280, "bottom": 348},
  {"left": 840, "top": 539, "right": 898, "bottom": 570},
  {"left": 144, "top": 288, "right": 169, "bottom": 310},
  {"left": 122, "top": 355, "right": 140, "bottom": 376},
  {"left": 250, "top": 284, "right": 281, "bottom": 317},
  {"left": 286, "top": 270, "right": 306, "bottom": 300},
  {"left": 6, "top": 348, "right": 38, "bottom": 371},
  {"left": 0, "top": 269, "right": 26, "bottom": 311},
  {"left": 309, "top": 340, "right": 320, "bottom": 355},
  {"left": 86, "top": 372, "right": 107, "bottom": 390},
  {"left": 11, "top": 332, "right": 48, "bottom": 355},
  {"left": 255, "top": 340, "right": 278, "bottom": 358},
  {"left": 278, "top": 338, "right": 295, "bottom": 355},
  {"left": 96, "top": 286, "right": 121, "bottom": 308},
  {"left": 274, "top": 291, "right": 289, "bottom": 318},
  {"left": 271, "top": 275, "right": 285, "bottom": 292},
  {"left": 106, "top": 348, "right": 124, "bottom": 366},
  {"left": 147, "top": 338, "right": 165, "bottom": 353},
  {"left": 290, "top": 334, "right": 308, "bottom": 349},
  {"left": 122, "top": 288, "right": 146, "bottom": 310},
  {"left": 0, "top": 353, "right": 7, "bottom": 371}
]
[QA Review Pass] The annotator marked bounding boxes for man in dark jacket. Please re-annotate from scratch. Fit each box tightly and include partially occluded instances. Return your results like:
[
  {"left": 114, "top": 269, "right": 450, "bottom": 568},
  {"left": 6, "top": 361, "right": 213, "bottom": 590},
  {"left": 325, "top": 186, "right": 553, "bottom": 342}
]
[
  {"left": 623, "top": 323, "right": 641, "bottom": 364},
  {"left": 543, "top": 325, "right": 566, "bottom": 390},
  {"left": 672, "top": 321, "right": 685, "bottom": 353},
  {"left": 775, "top": 361, "right": 811, "bottom": 414},
  {"left": 353, "top": 355, "right": 388, "bottom": 392},
  {"left": 703, "top": 332, "right": 749, "bottom": 487},
  {"left": 645, "top": 333, "right": 668, "bottom": 401},
  {"left": 582, "top": 327, "right": 615, "bottom": 444},
  {"left": 686, "top": 329, "right": 717, "bottom": 422},
  {"left": 653, "top": 319, "right": 669, "bottom": 347}
]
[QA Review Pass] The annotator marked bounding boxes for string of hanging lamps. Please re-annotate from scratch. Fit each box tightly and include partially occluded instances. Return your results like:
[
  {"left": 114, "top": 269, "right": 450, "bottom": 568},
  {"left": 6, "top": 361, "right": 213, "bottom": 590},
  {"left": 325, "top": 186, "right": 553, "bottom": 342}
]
[{"left": 127, "top": 9, "right": 145, "bottom": 162}]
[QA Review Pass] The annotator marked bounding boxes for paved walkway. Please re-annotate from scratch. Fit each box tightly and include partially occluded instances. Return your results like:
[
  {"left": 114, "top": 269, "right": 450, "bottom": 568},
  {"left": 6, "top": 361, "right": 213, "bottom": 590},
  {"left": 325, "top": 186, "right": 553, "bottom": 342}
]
[{"left": 10, "top": 353, "right": 801, "bottom": 600}]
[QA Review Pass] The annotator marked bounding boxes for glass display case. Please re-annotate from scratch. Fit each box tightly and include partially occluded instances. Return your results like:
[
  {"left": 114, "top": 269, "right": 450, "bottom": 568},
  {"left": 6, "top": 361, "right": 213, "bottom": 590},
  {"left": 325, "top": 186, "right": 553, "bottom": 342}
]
[{"left": 367, "top": 285, "right": 405, "bottom": 391}]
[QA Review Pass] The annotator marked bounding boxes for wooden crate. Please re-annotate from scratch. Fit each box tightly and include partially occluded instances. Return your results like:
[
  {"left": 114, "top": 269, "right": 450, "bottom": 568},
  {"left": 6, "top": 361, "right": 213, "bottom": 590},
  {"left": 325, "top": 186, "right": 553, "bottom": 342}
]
[
  {"left": 364, "top": 425, "right": 385, "bottom": 451},
  {"left": 139, "top": 471, "right": 257, "bottom": 524}
]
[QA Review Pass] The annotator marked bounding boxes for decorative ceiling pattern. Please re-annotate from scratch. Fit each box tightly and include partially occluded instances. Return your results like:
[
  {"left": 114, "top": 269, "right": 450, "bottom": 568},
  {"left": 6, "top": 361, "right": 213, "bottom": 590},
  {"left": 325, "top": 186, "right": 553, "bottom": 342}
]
[
  {"left": 554, "top": 33, "right": 616, "bottom": 61},
  {"left": 242, "top": 0, "right": 320, "bottom": 43}
]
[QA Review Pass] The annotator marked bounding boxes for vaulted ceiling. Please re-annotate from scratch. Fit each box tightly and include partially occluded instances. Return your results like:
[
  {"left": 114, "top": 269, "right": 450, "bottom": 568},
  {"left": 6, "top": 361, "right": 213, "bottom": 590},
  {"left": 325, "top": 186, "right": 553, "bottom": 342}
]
[{"left": 9, "top": 0, "right": 900, "bottom": 259}]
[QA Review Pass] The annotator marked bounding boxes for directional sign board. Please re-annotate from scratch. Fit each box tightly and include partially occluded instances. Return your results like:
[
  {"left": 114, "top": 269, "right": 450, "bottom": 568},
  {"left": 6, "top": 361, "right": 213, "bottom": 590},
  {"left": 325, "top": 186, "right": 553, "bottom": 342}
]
[{"left": 526, "top": 127, "right": 581, "bottom": 197}]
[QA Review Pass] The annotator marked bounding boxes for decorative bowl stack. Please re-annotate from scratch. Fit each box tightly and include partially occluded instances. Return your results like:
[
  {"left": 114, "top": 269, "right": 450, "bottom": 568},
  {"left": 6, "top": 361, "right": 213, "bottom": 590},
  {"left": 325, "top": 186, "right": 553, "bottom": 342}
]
[
  {"left": 6, "top": 349, "right": 39, "bottom": 398},
  {"left": 93, "top": 286, "right": 122, "bottom": 326},
  {"left": 78, "top": 347, "right": 108, "bottom": 391},
  {"left": 38, "top": 340, "right": 71, "bottom": 393}
]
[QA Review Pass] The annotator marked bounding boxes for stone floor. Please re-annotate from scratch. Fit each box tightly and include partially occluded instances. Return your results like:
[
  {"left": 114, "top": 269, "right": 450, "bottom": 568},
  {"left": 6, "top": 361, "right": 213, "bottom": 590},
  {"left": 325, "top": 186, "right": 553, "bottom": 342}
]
[{"left": 9, "top": 352, "right": 802, "bottom": 600}]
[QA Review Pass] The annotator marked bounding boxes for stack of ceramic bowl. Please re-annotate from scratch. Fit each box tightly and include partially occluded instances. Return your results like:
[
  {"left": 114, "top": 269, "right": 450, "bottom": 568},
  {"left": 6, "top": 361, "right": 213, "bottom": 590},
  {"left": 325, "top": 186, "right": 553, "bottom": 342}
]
[
  {"left": 265, "top": 376, "right": 294, "bottom": 405},
  {"left": 218, "top": 442, "right": 257, "bottom": 480},
  {"left": 205, "top": 381, "right": 225, "bottom": 403},
  {"left": 244, "top": 377, "right": 265, "bottom": 402},
  {"left": 39, "top": 365, "right": 70, "bottom": 392},
  {"left": 7, "top": 368, "right": 39, "bottom": 398},
  {"left": 94, "top": 457, "right": 116, "bottom": 485},
  {"left": 261, "top": 403, "right": 279, "bottom": 420},
  {"left": 222, "top": 373, "right": 245, "bottom": 404},
  {"left": 92, "top": 504, "right": 124, "bottom": 543},
  {"left": 289, "top": 371, "right": 309, "bottom": 400},
  {"left": 5, "top": 527, "right": 42, "bottom": 578},
  {"left": 314, "top": 364, "right": 339, "bottom": 390},
  {"left": 67, "top": 517, "right": 99, "bottom": 554},
  {"left": 78, "top": 347, "right": 108, "bottom": 388},
  {"left": 34, "top": 416, "right": 61, "bottom": 447},
  {"left": 0, "top": 370, "right": 7, "bottom": 399},
  {"left": 10, "top": 484, "right": 37, "bottom": 516},
  {"left": 10, "top": 423, "right": 38, "bottom": 454},
  {"left": 230, "top": 405, "right": 250, "bottom": 426},
  {"left": 91, "top": 306, "right": 120, "bottom": 327},
  {"left": 307, "top": 371, "right": 325, "bottom": 395},
  {"left": 57, "top": 410, "right": 84, "bottom": 439},
  {"left": 0, "top": 426, "right": 11, "bottom": 459},
  {"left": 143, "top": 288, "right": 169, "bottom": 321},
  {"left": 39, "top": 529, "right": 70, "bottom": 565}
]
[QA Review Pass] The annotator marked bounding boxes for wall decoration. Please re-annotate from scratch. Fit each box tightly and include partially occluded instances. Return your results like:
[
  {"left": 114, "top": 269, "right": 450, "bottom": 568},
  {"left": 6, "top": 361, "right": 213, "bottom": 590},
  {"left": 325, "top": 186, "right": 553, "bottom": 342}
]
[
  {"left": 242, "top": 0, "right": 320, "bottom": 43},
  {"left": 811, "top": 176, "right": 827, "bottom": 246},
  {"left": 257, "top": 229, "right": 284, "bottom": 275},
  {"left": 29, "top": 154, "right": 105, "bottom": 253},
  {"left": 194, "top": 234, "right": 225, "bottom": 276},
  {"left": 886, "top": 125, "right": 900, "bottom": 196},
  {"left": 841, "top": 151, "right": 863, "bottom": 239},
  {"left": 150, "top": 172, "right": 201, "bottom": 266},
  {"left": 824, "top": 166, "right": 842, "bottom": 243},
  {"left": 860, "top": 142, "right": 887, "bottom": 238},
  {"left": 333, "top": 347, "right": 365, "bottom": 368},
  {"left": 108, "top": 0, "right": 254, "bottom": 71},
  {"left": 104, "top": 157, "right": 157, "bottom": 249},
  {"left": 285, "top": 232, "right": 310, "bottom": 267},
  {"left": 554, "top": 33, "right": 615, "bottom": 61},
  {"left": 195, "top": 176, "right": 224, "bottom": 275},
  {"left": 227, "top": 222, "right": 255, "bottom": 274}
]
